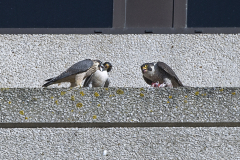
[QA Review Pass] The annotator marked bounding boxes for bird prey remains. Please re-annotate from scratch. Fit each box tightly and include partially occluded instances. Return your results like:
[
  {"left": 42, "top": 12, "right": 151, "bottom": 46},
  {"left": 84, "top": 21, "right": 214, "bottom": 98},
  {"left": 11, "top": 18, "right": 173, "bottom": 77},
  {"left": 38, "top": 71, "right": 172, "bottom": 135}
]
[
  {"left": 83, "top": 62, "right": 112, "bottom": 87},
  {"left": 141, "top": 61, "right": 183, "bottom": 88},
  {"left": 42, "top": 59, "right": 103, "bottom": 87}
]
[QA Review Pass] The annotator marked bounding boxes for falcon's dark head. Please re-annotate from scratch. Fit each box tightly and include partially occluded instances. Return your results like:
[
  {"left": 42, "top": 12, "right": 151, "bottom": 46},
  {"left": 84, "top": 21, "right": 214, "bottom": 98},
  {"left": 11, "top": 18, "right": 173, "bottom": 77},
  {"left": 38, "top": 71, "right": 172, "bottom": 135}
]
[
  {"left": 141, "top": 63, "right": 154, "bottom": 74},
  {"left": 103, "top": 62, "right": 112, "bottom": 72}
]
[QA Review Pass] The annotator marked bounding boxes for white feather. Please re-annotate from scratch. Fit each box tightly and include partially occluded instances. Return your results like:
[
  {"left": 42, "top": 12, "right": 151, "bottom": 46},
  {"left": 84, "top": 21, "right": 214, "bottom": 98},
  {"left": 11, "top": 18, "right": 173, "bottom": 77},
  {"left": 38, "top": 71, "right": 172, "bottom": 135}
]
[{"left": 91, "top": 70, "right": 109, "bottom": 87}]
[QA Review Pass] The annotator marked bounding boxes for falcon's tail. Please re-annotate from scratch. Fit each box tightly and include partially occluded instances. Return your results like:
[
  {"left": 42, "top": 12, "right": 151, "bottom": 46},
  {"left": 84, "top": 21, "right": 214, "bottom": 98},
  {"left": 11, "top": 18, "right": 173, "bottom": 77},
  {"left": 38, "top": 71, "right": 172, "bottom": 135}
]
[
  {"left": 42, "top": 77, "right": 55, "bottom": 87},
  {"left": 42, "top": 81, "right": 55, "bottom": 87},
  {"left": 45, "top": 78, "right": 54, "bottom": 81}
]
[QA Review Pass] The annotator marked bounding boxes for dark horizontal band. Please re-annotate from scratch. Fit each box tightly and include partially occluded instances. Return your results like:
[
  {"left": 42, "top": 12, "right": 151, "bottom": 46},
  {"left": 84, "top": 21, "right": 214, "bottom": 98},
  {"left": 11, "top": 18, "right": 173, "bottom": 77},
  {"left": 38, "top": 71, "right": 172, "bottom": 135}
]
[
  {"left": 1, "top": 122, "right": 240, "bottom": 128},
  {"left": 0, "top": 28, "right": 240, "bottom": 34}
]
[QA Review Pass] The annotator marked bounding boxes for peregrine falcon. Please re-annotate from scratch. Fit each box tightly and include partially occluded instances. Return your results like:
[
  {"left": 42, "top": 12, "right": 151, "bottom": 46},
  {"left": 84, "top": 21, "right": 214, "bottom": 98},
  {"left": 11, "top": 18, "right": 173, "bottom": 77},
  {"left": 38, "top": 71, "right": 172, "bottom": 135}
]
[
  {"left": 141, "top": 61, "right": 183, "bottom": 88},
  {"left": 83, "top": 62, "right": 112, "bottom": 87},
  {"left": 42, "top": 59, "right": 103, "bottom": 87}
]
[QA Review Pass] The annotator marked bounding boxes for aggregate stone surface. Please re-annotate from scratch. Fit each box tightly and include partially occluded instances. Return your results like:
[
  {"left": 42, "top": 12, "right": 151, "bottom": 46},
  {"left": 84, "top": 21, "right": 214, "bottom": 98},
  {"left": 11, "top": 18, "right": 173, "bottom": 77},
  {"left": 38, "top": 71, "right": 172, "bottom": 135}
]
[
  {"left": 0, "top": 127, "right": 239, "bottom": 159},
  {"left": 0, "top": 34, "right": 239, "bottom": 88},
  {"left": 1, "top": 87, "right": 239, "bottom": 123}
]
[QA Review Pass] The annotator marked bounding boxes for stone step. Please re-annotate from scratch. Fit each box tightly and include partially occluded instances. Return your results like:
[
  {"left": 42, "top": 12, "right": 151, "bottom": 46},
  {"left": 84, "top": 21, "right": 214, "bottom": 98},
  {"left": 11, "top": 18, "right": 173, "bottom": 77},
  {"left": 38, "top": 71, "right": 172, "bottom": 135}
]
[{"left": 1, "top": 87, "right": 239, "bottom": 124}]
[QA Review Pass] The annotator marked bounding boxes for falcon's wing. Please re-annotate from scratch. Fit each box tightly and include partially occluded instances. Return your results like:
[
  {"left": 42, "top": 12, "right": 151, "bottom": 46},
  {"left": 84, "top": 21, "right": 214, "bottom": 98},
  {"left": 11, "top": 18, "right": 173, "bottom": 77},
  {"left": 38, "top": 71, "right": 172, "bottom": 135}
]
[
  {"left": 143, "top": 75, "right": 153, "bottom": 85},
  {"left": 43, "top": 59, "right": 94, "bottom": 87},
  {"left": 104, "top": 78, "right": 110, "bottom": 87},
  {"left": 65, "top": 59, "right": 93, "bottom": 75},
  {"left": 83, "top": 74, "right": 93, "bottom": 87},
  {"left": 52, "top": 59, "right": 93, "bottom": 81},
  {"left": 157, "top": 62, "right": 183, "bottom": 86}
]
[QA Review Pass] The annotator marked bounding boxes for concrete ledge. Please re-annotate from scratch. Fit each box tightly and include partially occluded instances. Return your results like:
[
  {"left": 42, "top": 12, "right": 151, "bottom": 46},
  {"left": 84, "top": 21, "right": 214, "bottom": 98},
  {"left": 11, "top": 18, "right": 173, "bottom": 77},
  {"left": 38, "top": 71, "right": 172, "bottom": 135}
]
[{"left": 1, "top": 87, "right": 239, "bottom": 124}]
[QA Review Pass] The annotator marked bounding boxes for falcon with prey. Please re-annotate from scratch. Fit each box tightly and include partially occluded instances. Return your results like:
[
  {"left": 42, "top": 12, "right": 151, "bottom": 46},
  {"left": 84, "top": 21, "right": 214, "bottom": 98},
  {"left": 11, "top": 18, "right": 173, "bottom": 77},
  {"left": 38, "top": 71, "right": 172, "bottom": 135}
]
[
  {"left": 42, "top": 59, "right": 103, "bottom": 87},
  {"left": 83, "top": 62, "right": 112, "bottom": 87},
  {"left": 141, "top": 61, "right": 183, "bottom": 88}
]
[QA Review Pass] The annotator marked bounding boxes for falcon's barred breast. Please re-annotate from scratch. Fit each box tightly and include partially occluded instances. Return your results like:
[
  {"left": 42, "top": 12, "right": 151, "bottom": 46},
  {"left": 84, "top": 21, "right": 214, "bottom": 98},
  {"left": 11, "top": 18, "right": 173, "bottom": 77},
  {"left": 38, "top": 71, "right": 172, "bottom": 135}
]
[{"left": 141, "top": 61, "right": 183, "bottom": 88}]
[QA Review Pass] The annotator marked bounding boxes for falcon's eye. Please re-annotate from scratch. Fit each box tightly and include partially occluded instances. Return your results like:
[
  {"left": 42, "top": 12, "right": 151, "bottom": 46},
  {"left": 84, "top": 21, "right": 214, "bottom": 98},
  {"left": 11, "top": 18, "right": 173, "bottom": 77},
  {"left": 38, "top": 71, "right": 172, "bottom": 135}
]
[{"left": 105, "top": 64, "right": 109, "bottom": 68}]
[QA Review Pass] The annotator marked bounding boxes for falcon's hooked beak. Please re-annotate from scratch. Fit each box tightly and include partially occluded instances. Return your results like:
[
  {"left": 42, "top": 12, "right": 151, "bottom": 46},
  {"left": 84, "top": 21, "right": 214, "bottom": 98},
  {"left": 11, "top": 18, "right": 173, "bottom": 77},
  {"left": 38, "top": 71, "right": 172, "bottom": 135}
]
[
  {"left": 142, "top": 65, "right": 148, "bottom": 73},
  {"left": 99, "top": 63, "right": 105, "bottom": 71}
]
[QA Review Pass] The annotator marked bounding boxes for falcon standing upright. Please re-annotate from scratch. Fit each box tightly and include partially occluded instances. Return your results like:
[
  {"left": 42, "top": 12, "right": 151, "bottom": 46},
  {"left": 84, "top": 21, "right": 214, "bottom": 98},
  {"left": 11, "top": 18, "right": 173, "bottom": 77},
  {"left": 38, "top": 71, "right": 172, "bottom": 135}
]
[
  {"left": 42, "top": 59, "right": 103, "bottom": 87},
  {"left": 83, "top": 62, "right": 112, "bottom": 87},
  {"left": 141, "top": 61, "right": 183, "bottom": 88}
]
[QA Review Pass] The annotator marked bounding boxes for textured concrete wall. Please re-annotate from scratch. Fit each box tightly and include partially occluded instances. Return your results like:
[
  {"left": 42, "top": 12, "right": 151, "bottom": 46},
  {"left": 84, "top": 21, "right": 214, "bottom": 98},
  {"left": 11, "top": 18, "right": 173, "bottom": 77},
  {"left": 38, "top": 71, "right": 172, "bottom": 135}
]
[
  {"left": 1, "top": 128, "right": 240, "bottom": 159},
  {"left": 0, "top": 34, "right": 239, "bottom": 88}
]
